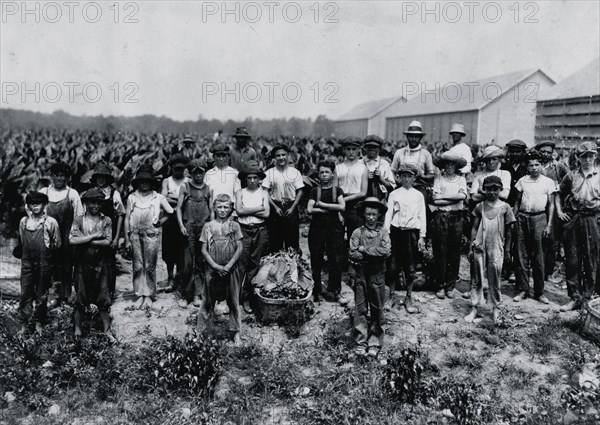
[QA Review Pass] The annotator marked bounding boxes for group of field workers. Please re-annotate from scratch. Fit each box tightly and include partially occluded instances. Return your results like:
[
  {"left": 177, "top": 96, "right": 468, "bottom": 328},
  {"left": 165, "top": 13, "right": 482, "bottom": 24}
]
[{"left": 14, "top": 123, "right": 600, "bottom": 358}]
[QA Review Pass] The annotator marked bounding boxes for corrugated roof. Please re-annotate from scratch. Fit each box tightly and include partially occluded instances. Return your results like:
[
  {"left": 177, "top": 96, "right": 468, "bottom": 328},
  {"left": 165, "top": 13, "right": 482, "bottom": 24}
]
[
  {"left": 538, "top": 58, "right": 600, "bottom": 101},
  {"left": 336, "top": 96, "right": 406, "bottom": 121},
  {"left": 394, "top": 69, "right": 551, "bottom": 116}
]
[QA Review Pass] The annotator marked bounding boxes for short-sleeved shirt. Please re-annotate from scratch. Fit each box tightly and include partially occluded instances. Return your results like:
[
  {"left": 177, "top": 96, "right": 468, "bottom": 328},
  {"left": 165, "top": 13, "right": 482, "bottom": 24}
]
[
  {"left": 200, "top": 219, "right": 243, "bottom": 266},
  {"left": 472, "top": 201, "right": 516, "bottom": 227},
  {"left": 336, "top": 161, "right": 367, "bottom": 196},
  {"left": 205, "top": 166, "right": 241, "bottom": 204},
  {"left": 560, "top": 168, "right": 600, "bottom": 212},
  {"left": 309, "top": 186, "right": 344, "bottom": 226},
  {"left": 515, "top": 175, "right": 557, "bottom": 213},
  {"left": 262, "top": 166, "right": 304, "bottom": 203},
  {"left": 69, "top": 214, "right": 113, "bottom": 242},
  {"left": 432, "top": 175, "right": 468, "bottom": 211}
]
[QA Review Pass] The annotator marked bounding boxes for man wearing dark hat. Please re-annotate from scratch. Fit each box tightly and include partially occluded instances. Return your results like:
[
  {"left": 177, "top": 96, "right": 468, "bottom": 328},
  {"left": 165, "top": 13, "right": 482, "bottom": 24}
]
[
  {"left": 556, "top": 142, "right": 600, "bottom": 311},
  {"left": 17, "top": 191, "right": 61, "bottom": 335},
  {"left": 205, "top": 144, "right": 241, "bottom": 208},
  {"left": 91, "top": 162, "right": 126, "bottom": 299},
  {"left": 41, "top": 161, "right": 84, "bottom": 308},
  {"left": 363, "top": 135, "right": 395, "bottom": 201},
  {"left": 160, "top": 154, "right": 190, "bottom": 291},
  {"left": 349, "top": 197, "right": 391, "bottom": 358},
  {"left": 229, "top": 127, "right": 257, "bottom": 172},
  {"left": 501, "top": 139, "right": 528, "bottom": 207},
  {"left": 69, "top": 188, "right": 114, "bottom": 338},
  {"left": 262, "top": 143, "right": 305, "bottom": 253}
]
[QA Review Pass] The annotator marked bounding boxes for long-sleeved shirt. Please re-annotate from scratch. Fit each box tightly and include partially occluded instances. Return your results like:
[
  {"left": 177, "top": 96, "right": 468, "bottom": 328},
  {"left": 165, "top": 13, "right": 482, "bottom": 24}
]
[
  {"left": 384, "top": 187, "right": 427, "bottom": 238},
  {"left": 560, "top": 167, "right": 600, "bottom": 212},
  {"left": 349, "top": 225, "right": 391, "bottom": 263}
]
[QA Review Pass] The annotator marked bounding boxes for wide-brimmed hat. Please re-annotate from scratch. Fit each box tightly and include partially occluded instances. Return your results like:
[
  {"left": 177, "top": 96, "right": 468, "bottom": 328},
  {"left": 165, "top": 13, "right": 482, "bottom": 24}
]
[
  {"left": 131, "top": 168, "right": 157, "bottom": 186},
  {"left": 363, "top": 135, "right": 383, "bottom": 148},
  {"left": 238, "top": 160, "right": 266, "bottom": 180},
  {"left": 433, "top": 152, "right": 468, "bottom": 169},
  {"left": 233, "top": 127, "right": 251, "bottom": 139},
  {"left": 25, "top": 191, "right": 49, "bottom": 205},
  {"left": 506, "top": 139, "right": 527, "bottom": 150},
  {"left": 394, "top": 163, "right": 419, "bottom": 176},
  {"left": 210, "top": 143, "right": 230, "bottom": 154},
  {"left": 535, "top": 140, "right": 556, "bottom": 151},
  {"left": 341, "top": 136, "right": 362, "bottom": 148},
  {"left": 356, "top": 196, "right": 388, "bottom": 214},
  {"left": 449, "top": 123, "right": 466, "bottom": 136},
  {"left": 187, "top": 159, "right": 207, "bottom": 173},
  {"left": 576, "top": 141, "right": 598, "bottom": 156},
  {"left": 91, "top": 163, "right": 115, "bottom": 184},
  {"left": 482, "top": 175, "right": 503, "bottom": 189},
  {"left": 404, "top": 120, "right": 426, "bottom": 136},
  {"left": 81, "top": 187, "right": 106, "bottom": 202},
  {"left": 480, "top": 146, "right": 505, "bottom": 160}
]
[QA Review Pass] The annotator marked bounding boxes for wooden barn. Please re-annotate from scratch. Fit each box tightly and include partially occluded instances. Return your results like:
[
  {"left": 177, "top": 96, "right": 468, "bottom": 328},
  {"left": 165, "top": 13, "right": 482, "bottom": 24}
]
[
  {"left": 385, "top": 69, "right": 555, "bottom": 147},
  {"left": 334, "top": 96, "right": 406, "bottom": 139},
  {"left": 535, "top": 58, "right": 600, "bottom": 146}
]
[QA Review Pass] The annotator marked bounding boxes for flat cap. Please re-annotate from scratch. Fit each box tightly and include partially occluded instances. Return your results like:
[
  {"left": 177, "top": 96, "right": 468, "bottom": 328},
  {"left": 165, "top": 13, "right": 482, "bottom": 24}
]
[
  {"left": 395, "top": 163, "right": 419, "bottom": 176},
  {"left": 25, "top": 191, "right": 49, "bottom": 205},
  {"left": 210, "top": 143, "right": 230, "bottom": 154},
  {"left": 341, "top": 136, "right": 362, "bottom": 148},
  {"left": 576, "top": 141, "right": 598, "bottom": 156},
  {"left": 363, "top": 135, "right": 383, "bottom": 147},
  {"left": 482, "top": 175, "right": 503, "bottom": 188},
  {"left": 506, "top": 139, "right": 527, "bottom": 149}
]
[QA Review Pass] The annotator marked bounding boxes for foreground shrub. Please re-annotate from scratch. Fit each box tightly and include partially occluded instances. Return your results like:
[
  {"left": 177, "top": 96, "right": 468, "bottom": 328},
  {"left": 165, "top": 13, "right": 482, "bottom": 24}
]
[{"left": 382, "top": 345, "right": 436, "bottom": 404}]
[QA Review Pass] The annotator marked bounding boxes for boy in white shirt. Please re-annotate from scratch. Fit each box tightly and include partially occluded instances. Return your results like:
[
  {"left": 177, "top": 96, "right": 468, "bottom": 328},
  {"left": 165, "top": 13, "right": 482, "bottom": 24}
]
[
  {"left": 384, "top": 163, "right": 427, "bottom": 314},
  {"left": 513, "top": 151, "right": 557, "bottom": 304}
]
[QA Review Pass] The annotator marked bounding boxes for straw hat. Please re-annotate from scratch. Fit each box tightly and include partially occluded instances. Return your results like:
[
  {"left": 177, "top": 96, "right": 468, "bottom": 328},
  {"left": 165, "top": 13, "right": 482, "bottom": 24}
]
[
  {"left": 433, "top": 152, "right": 468, "bottom": 169},
  {"left": 479, "top": 146, "right": 505, "bottom": 160},
  {"left": 356, "top": 196, "right": 388, "bottom": 214},
  {"left": 403, "top": 121, "right": 426, "bottom": 136},
  {"left": 449, "top": 123, "right": 466, "bottom": 136}
]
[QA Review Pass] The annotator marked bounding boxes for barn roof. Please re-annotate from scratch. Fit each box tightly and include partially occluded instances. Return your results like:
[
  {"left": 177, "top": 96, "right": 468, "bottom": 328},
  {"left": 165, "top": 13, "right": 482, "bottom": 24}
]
[
  {"left": 336, "top": 96, "right": 406, "bottom": 121},
  {"left": 394, "top": 69, "right": 553, "bottom": 116},
  {"left": 538, "top": 58, "right": 600, "bottom": 101}
]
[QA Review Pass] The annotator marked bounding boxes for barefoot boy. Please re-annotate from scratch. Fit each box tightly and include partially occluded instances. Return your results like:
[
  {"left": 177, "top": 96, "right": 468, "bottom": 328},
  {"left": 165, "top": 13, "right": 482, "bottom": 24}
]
[
  {"left": 17, "top": 191, "right": 61, "bottom": 335},
  {"left": 466, "top": 176, "right": 516, "bottom": 324},
  {"left": 198, "top": 194, "right": 244, "bottom": 344},
  {"left": 349, "top": 197, "right": 391, "bottom": 358}
]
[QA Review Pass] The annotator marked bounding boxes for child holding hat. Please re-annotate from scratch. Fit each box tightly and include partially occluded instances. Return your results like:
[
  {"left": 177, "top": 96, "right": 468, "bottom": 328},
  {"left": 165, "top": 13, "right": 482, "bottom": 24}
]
[
  {"left": 466, "top": 175, "right": 515, "bottom": 324},
  {"left": 17, "top": 191, "right": 61, "bottom": 335},
  {"left": 349, "top": 197, "right": 391, "bottom": 358}
]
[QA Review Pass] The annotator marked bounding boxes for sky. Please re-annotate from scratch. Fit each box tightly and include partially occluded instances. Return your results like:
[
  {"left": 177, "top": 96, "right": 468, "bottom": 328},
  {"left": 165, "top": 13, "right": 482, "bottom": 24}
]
[{"left": 1, "top": 0, "right": 599, "bottom": 121}]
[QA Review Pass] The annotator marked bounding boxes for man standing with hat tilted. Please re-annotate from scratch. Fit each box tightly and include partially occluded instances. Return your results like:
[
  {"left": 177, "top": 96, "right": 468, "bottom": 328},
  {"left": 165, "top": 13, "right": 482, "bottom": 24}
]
[
  {"left": 229, "top": 127, "right": 257, "bottom": 172},
  {"left": 447, "top": 123, "right": 473, "bottom": 175}
]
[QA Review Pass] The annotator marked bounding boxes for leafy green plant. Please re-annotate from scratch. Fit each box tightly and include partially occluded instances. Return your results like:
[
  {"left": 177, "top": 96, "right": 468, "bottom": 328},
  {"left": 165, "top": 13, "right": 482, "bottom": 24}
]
[{"left": 382, "top": 345, "right": 436, "bottom": 404}]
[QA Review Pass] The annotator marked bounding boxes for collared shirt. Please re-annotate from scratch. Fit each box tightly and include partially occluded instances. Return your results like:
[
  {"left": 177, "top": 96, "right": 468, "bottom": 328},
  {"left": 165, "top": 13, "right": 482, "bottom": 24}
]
[
  {"left": 541, "top": 160, "right": 569, "bottom": 183},
  {"left": 391, "top": 145, "right": 434, "bottom": 177},
  {"left": 336, "top": 160, "right": 367, "bottom": 195},
  {"left": 384, "top": 187, "right": 427, "bottom": 237},
  {"left": 229, "top": 146, "right": 257, "bottom": 172},
  {"left": 470, "top": 168, "right": 512, "bottom": 201},
  {"left": 19, "top": 212, "right": 61, "bottom": 249},
  {"left": 69, "top": 213, "right": 113, "bottom": 242},
  {"left": 515, "top": 175, "right": 557, "bottom": 213},
  {"left": 40, "top": 186, "right": 84, "bottom": 218},
  {"left": 447, "top": 142, "right": 473, "bottom": 174},
  {"left": 560, "top": 167, "right": 600, "bottom": 212},
  {"left": 364, "top": 156, "right": 396, "bottom": 194},
  {"left": 432, "top": 174, "right": 468, "bottom": 211},
  {"left": 205, "top": 166, "right": 241, "bottom": 204},
  {"left": 349, "top": 225, "right": 391, "bottom": 263},
  {"left": 262, "top": 166, "right": 304, "bottom": 202}
]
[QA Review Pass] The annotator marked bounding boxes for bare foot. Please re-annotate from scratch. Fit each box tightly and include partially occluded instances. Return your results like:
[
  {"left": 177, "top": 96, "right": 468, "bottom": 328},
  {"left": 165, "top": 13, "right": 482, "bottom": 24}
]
[
  {"left": 134, "top": 297, "right": 144, "bottom": 309},
  {"left": 464, "top": 308, "right": 478, "bottom": 323},
  {"left": 74, "top": 327, "right": 82, "bottom": 339},
  {"left": 232, "top": 332, "right": 241, "bottom": 346},
  {"left": 492, "top": 308, "right": 500, "bottom": 324},
  {"left": 35, "top": 322, "right": 43, "bottom": 336}
]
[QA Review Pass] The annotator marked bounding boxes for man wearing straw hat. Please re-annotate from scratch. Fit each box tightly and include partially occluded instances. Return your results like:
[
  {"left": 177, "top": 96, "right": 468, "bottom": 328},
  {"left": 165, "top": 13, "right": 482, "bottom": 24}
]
[
  {"left": 391, "top": 121, "right": 435, "bottom": 193},
  {"left": 447, "top": 123, "right": 473, "bottom": 175}
]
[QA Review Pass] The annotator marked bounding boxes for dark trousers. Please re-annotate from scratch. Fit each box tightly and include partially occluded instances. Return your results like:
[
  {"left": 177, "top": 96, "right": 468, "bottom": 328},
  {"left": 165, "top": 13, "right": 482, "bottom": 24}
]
[
  {"left": 268, "top": 201, "right": 300, "bottom": 253},
  {"left": 308, "top": 221, "right": 344, "bottom": 296},
  {"left": 353, "top": 261, "right": 386, "bottom": 349},
  {"left": 389, "top": 227, "right": 419, "bottom": 296},
  {"left": 342, "top": 199, "right": 363, "bottom": 271},
  {"left": 515, "top": 213, "right": 547, "bottom": 297},
  {"left": 563, "top": 213, "right": 600, "bottom": 303},
  {"left": 162, "top": 215, "right": 184, "bottom": 273},
  {"left": 198, "top": 265, "right": 241, "bottom": 332},
  {"left": 73, "top": 247, "right": 112, "bottom": 313},
  {"left": 53, "top": 245, "right": 73, "bottom": 301},
  {"left": 20, "top": 258, "right": 51, "bottom": 325},
  {"left": 240, "top": 224, "right": 269, "bottom": 302},
  {"left": 180, "top": 221, "right": 204, "bottom": 302},
  {"left": 431, "top": 211, "right": 464, "bottom": 291},
  {"left": 543, "top": 214, "right": 561, "bottom": 279}
]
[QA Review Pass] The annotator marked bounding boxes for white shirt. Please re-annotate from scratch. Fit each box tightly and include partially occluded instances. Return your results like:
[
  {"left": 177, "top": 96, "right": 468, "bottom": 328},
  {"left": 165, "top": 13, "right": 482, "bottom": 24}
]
[
  {"left": 470, "top": 168, "right": 512, "bottom": 201},
  {"left": 262, "top": 166, "right": 304, "bottom": 202},
  {"left": 364, "top": 157, "right": 396, "bottom": 194},
  {"left": 432, "top": 175, "right": 467, "bottom": 211},
  {"left": 384, "top": 187, "right": 427, "bottom": 238},
  {"left": 164, "top": 176, "right": 189, "bottom": 201},
  {"left": 237, "top": 188, "right": 266, "bottom": 225},
  {"left": 515, "top": 174, "right": 557, "bottom": 213},
  {"left": 205, "top": 166, "right": 241, "bottom": 204},
  {"left": 336, "top": 161, "right": 367, "bottom": 195},
  {"left": 40, "top": 186, "right": 84, "bottom": 217},
  {"left": 447, "top": 142, "right": 473, "bottom": 174}
]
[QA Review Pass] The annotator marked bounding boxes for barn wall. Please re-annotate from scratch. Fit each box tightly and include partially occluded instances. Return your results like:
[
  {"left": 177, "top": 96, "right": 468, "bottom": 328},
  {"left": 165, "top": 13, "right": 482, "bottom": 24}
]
[
  {"left": 535, "top": 95, "right": 600, "bottom": 142},
  {"left": 385, "top": 111, "right": 479, "bottom": 145},
  {"left": 368, "top": 98, "right": 409, "bottom": 138},
  {"left": 479, "top": 71, "right": 555, "bottom": 147}
]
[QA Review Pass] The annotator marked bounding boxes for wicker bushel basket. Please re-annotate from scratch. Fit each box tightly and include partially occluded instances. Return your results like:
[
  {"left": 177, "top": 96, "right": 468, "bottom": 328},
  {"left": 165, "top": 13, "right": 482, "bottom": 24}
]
[
  {"left": 0, "top": 279, "right": 20, "bottom": 299},
  {"left": 583, "top": 298, "right": 600, "bottom": 342},
  {"left": 254, "top": 288, "right": 312, "bottom": 325}
]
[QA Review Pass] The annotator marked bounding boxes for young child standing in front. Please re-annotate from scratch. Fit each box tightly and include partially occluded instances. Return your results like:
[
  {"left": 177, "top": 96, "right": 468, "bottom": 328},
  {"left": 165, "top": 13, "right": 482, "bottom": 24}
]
[
  {"left": 466, "top": 176, "right": 516, "bottom": 324},
  {"left": 198, "top": 194, "right": 244, "bottom": 344},
  {"left": 17, "top": 192, "right": 61, "bottom": 335},
  {"left": 349, "top": 197, "right": 391, "bottom": 358}
]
